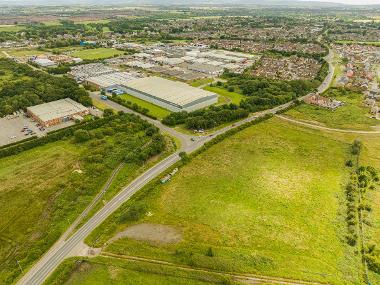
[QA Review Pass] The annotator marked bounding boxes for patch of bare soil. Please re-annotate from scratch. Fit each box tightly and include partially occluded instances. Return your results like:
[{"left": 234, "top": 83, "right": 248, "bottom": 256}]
[{"left": 108, "top": 223, "right": 182, "bottom": 245}]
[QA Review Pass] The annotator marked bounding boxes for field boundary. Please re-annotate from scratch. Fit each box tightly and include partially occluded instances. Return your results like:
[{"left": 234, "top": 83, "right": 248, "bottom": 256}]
[{"left": 100, "top": 252, "right": 332, "bottom": 285}]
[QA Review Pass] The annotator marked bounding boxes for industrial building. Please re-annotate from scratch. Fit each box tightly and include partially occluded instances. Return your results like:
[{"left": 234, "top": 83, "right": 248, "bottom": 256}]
[
  {"left": 27, "top": 98, "right": 89, "bottom": 127},
  {"left": 84, "top": 72, "right": 141, "bottom": 90},
  {"left": 123, "top": 76, "right": 218, "bottom": 112}
]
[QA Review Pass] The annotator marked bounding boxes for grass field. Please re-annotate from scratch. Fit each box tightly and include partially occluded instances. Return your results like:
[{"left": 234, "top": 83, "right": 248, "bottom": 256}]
[
  {"left": 189, "top": 78, "right": 214, "bottom": 87},
  {"left": 203, "top": 86, "right": 245, "bottom": 105},
  {"left": 335, "top": 40, "right": 380, "bottom": 46},
  {"left": 71, "top": 48, "right": 124, "bottom": 60},
  {"left": 119, "top": 94, "right": 171, "bottom": 119},
  {"left": 45, "top": 256, "right": 237, "bottom": 285},
  {"left": 86, "top": 118, "right": 362, "bottom": 285},
  {"left": 5, "top": 48, "right": 47, "bottom": 57},
  {"left": 0, "top": 25, "right": 25, "bottom": 32},
  {"left": 0, "top": 115, "right": 168, "bottom": 285},
  {"left": 285, "top": 90, "right": 380, "bottom": 130}
]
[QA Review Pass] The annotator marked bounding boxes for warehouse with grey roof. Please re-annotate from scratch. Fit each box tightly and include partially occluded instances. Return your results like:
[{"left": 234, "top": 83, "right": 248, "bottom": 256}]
[
  {"left": 123, "top": 76, "right": 218, "bottom": 112},
  {"left": 27, "top": 98, "right": 89, "bottom": 127}
]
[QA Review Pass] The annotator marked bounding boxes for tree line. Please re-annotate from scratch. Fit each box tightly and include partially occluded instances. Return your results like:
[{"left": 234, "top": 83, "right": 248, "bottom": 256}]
[{"left": 0, "top": 59, "right": 91, "bottom": 117}]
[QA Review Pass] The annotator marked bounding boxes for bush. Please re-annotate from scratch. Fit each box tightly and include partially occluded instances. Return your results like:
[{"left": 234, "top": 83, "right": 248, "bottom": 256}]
[
  {"left": 118, "top": 203, "right": 146, "bottom": 223},
  {"left": 74, "top": 129, "right": 91, "bottom": 143}
]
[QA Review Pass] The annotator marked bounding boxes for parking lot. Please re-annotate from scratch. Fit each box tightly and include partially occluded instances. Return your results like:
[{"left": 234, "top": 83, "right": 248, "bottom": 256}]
[{"left": 0, "top": 113, "right": 74, "bottom": 147}]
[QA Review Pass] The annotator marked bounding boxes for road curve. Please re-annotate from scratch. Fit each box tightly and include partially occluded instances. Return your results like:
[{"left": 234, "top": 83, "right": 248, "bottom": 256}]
[{"left": 17, "top": 49, "right": 336, "bottom": 285}]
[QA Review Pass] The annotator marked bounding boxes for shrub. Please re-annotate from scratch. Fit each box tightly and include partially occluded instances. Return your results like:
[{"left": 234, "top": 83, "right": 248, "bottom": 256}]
[{"left": 74, "top": 129, "right": 91, "bottom": 143}]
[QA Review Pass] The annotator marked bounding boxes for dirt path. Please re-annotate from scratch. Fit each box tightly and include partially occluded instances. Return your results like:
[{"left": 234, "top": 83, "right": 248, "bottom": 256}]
[
  {"left": 276, "top": 115, "right": 380, "bottom": 135},
  {"left": 101, "top": 252, "right": 331, "bottom": 285}
]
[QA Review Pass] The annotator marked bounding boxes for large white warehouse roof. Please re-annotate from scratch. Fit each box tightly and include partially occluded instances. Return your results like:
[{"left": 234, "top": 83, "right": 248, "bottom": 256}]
[{"left": 124, "top": 76, "right": 217, "bottom": 108}]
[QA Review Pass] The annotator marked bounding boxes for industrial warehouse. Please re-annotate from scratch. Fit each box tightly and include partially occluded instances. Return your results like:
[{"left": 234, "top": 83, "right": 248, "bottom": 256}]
[
  {"left": 122, "top": 76, "right": 218, "bottom": 112},
  {"left": 27, "top": 98, "right": 89, "bottom": 127}
]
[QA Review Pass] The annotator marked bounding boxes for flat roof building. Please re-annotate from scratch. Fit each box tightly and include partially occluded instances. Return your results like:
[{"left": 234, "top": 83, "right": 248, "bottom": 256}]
[
  {"left": 85, "top": 72, "right": 141, "bottom": 89},
  {"left": 27, "top": 98, "right": 89, "bottom": 127},
  {"left": 123, "top": 76, "right": 218, "bottom": 112}
]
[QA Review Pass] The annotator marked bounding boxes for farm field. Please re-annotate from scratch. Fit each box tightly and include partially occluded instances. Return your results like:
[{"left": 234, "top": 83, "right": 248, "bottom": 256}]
[
  {"left": 71, "top": 48, "right": 124, "bottom": 60},
  {"left": 86, "top": 118, "right": 363, "bottom": 285},
  {"left": 119, "top": 93, "right": 171, "bottom": 119},
  {"left": 203, "top": 86, "right": 245, "bottom": 105},
  {"left": 45, "top": 256, "right": 236, "bottom": 285},
  {"left": 285, "top": 89, "right": 380, "bottom": 130}
]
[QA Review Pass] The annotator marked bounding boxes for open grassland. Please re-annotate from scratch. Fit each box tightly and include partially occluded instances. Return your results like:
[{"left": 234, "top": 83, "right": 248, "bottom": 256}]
[
  {"left": 203, "top": 86, "right": 245, "bottom": 105},
  {"left": 71, "top": 48, "right": 124, "bottom": 60},
  {"left": 45, "top": 256, "right": 237, "bottom": 285},
  {"left": 119, "top": 94, "right": 171, "bottom": 119},
  {"left": 0, "top": 25, "right": 25, "bottom": 32},
  {"left": 87, "top": 118, "right": 362, "bottom": 285},
  {"left": 335, "top": 40, "right": 380, "bottom": 46},
  {"left": 285, "top": 90, "right": 380, "bottom": 130},
  {"left": 5, "top": 48, "right": 47, "bottom": 57},
  {"left": 0, "top": 114, "right": 168, "bottom": 285},
  {"left": 189, "top": 78, "right": 214, "bottom": 87}
]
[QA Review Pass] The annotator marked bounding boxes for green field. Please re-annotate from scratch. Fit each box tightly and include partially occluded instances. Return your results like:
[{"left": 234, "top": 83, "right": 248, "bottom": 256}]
[
  {"left": 203, "top": 86, "right": 245, "bottom": 105},
  {"left": 335, "top": 40, "right": 380, "bottom": 46},
  {"left": 71, "top": 48, "right": 124, "bottom": 60},
  {"left": 45, "top": 256, "right": 237, "bottom": 285},
  {"left": 86, "top": 118, "right": 362, "bottom": 285},
  {"left": 0, "top": 25, "right": 25, "bottom": 32},
  {"left": 0, "top": 114, "right": 168, "bottom": 285},
  {"left": 5, "top": 48, "right": 48, "bottom": 57},
  {"left": 119, "top": 94, "right": 171, "bottom": 119},
  {"left": 189, "top": 78, "right": 214, "bottom": 87},
  {"left": 285, "top": 89, "right": 380, "bottom": 130}
]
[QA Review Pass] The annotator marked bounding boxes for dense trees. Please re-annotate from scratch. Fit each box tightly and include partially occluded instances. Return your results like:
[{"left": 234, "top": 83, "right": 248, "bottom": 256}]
[
  {"left": 162, "top": 104, "right": 249, "bottom": 130},
  {"left": 163, "top": 72, "right": 317, "bottom": 130},
  {"left": 0, "top": 59, "right": 91, "bottom": 117}
]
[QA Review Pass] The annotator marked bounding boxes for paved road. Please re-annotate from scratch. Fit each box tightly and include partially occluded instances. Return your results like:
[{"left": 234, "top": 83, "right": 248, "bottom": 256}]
[{"left": 17, "top": 49, "right": 336, "bottom": 285}]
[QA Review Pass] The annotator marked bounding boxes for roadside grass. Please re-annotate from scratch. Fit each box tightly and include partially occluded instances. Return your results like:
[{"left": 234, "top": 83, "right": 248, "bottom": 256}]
[
  {"left": 92, "top": 99, "right": 109, "bottom": 110},
  {"left": 119, "top": 94, "right": 171, "bottom": 119},
  {"left": 203, "top": 86, "right": 245, "bottom": 105},
  {"left": 71, "top": 48, "right": 124, "bottom": 60},
  {"left": 285, "top": 90, "right": 380, "bottom": 130},
  {"left": 44, "top": 256, "right": 239, "bottom": 285},
  {"left": 86, "top": 118, "right": 361, "bottom": 285}
]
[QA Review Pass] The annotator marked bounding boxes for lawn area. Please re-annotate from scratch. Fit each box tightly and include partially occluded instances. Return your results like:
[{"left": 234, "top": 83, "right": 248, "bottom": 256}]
[
  {"left": 45, "top": 256, "right": 236, "bottom": 285},
  {"left": 71, "top": 48, "right": 124, "bottom": 60},
  {"left": 87, "top": 117, "right": 362, "bottom": 285},
  {"left": 203, "top": 86, "right": 245, "bottom": 105},
  {"left": 285, "top": 89, "right": 380, "bottom": 130},
  {"left": 119, "top": 93, "right": 171, "bottom": 119}
]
